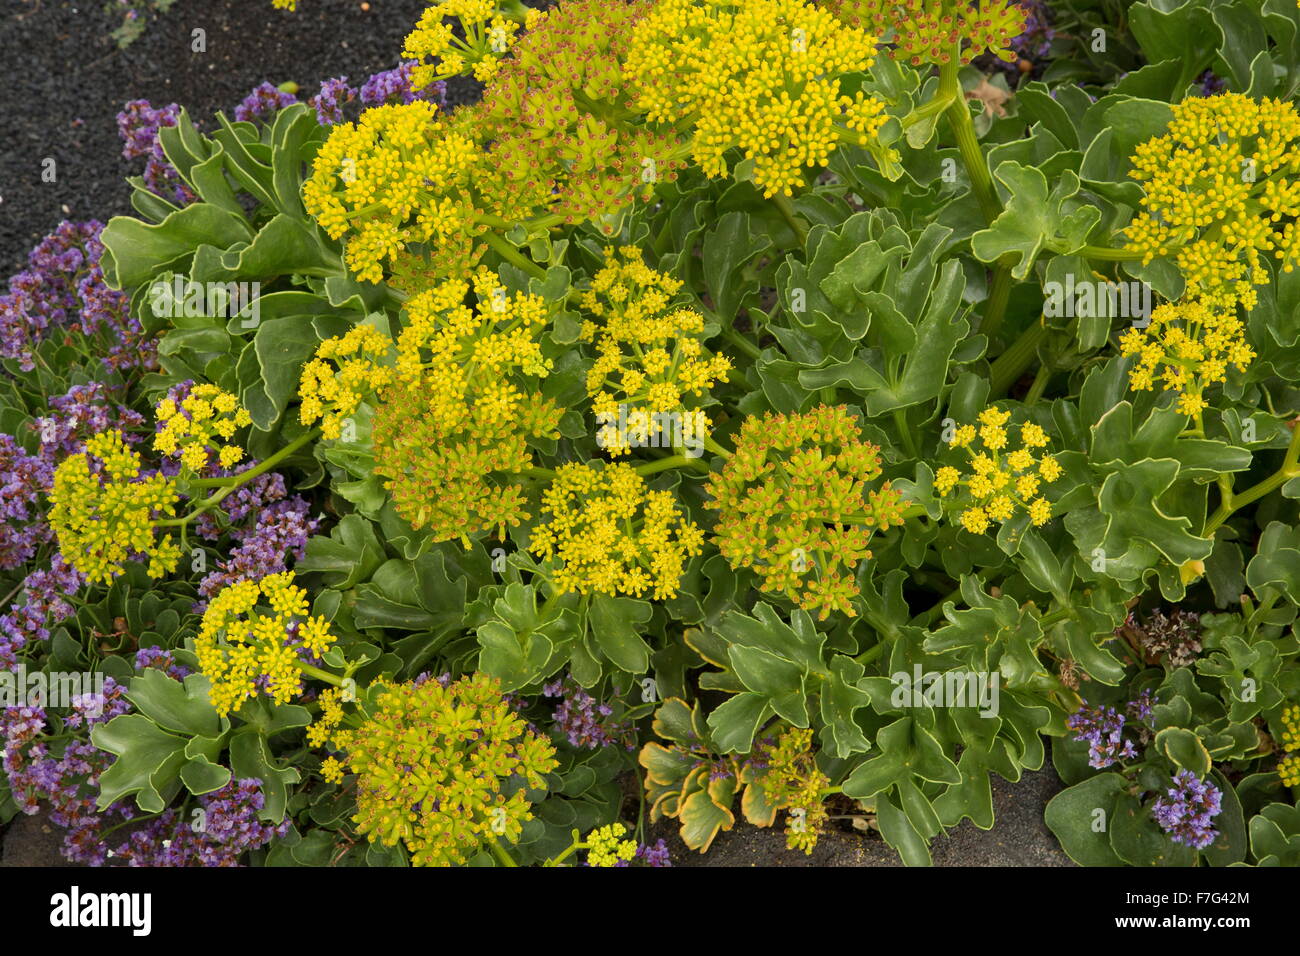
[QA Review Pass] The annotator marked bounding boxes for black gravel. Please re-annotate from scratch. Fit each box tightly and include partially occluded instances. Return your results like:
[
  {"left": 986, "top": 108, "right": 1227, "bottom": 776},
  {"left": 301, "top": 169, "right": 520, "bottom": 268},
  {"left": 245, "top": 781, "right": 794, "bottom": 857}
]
[{"left": 0, "top": 0, "right": 496, "bottom": 276}]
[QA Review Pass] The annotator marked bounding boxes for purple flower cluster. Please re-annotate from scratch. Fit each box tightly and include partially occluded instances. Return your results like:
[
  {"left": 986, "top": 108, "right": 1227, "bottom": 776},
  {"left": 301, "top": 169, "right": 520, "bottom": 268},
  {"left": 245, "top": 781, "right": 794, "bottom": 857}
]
[
  {"left": 542, "top": 676, "right": 634, "bottom": 750},
  {"left": 1196, "top": 70, "right": 1228, "bottom": 98},
  {"left": 1151, "top": 769, "right": 1223, "bottom": 849},
  {"left": 0, "top": 435, "right": 54, "bottom": 570},
  {"left": 117, "top": 100, "right": 196, "bottom": 206},
  {"left": 1067, "top": 700, "right": 1140, "bottom": 769},
  {"left": 134, "top": 647, "right": 190, "bottom": 681},
  {"left": 309, "top": 63, "right": 447, "bottom": 126},
  {"left": 635, "top": 838, "right": 671, "bottom": 867},
  {"left": 234, "top": 82, "right": 298, "bottom": 124},
  {"left": 37, "top": 382, "right": 146, "bottom": 458},
  {"left": 2, "top": 677, "right": 131, "bottom": 864},
  {"left": 112, "top": 779, "right": 290, "bottom": 867},
  {"left": 0, "top": 221, "right": 156, "bottom": 372},
  {"left": 0, "top": 556, "right": 84, "bottom": 670},
  {"left": 193, "top": 469, "right": 319, "bottom": 607}
]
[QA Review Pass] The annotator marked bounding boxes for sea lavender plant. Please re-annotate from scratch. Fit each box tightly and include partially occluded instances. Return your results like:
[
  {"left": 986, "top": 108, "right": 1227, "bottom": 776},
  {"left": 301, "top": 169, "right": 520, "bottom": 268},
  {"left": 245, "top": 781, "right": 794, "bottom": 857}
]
[{"left": 1151, "top": 769, "right": 1223, "bottom": 849}]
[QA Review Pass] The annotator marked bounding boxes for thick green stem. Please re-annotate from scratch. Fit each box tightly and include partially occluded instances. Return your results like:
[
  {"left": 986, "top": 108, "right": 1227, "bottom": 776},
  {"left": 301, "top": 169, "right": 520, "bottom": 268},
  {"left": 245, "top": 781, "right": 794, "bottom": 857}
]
[
  {"left": 989, "top": 320, "right": 1047, "bottom": 397},
  {"left": 1203, "top": 420, "right": 1300, "bottom": 537},
  {"left": 1078, "top": 244, "right": 1144, "bottom": 262},
  {"left": 939, "top": 58, "right": 1000, "bottom": 224},
  {"left": 487, "top": 836, "right": 518, "bottom": 868},
  {"left": 299, "top": 662, "right": 345, "bottom": 687},
  {"left": 634, "top": 454, "right": 709, "bottom": 477},
  {"left": 770, "top": 193, "right": 809, "bottom": 247},
  {"left": 481, "top": 229, "right": 546, "bottom": 280},
  {"left": 981, "top": 262, "right": 1014, "bottom": 337},
  {"left": 720, "top": 326, "right": 762, "bottom": 361},
  {"left": 188, "top": 429, "right": 319, "bottom": 489},
  {"left": 1024, "top": 362, "right": 1052, "bottom": 405}
]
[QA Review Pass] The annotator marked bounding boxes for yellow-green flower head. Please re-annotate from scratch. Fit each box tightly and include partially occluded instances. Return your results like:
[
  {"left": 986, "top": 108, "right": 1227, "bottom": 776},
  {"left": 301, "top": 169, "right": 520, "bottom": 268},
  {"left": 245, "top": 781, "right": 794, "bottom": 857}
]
[
  {"left": 303, "top": 100, "right": 483, "bottom": 285},
  {"left": 271, "top": 0, "right": 297, "bottom": 9},
  {"left": 472, "top": 0, "right": 687, "bottom": 228},
  {"left": 935, "top": 407, "right": 1059, "bottom": 534},
  {"left": 585, "top": 822, "right": 639, "bottom": 867},
  {"left": 826, "top": 0, "right": 1027, "bottom": 66},
  {"left": 338, "top": 672, "right": 558, "bottom": 867},
  {"left": 1117, "top": 300, "right": 1255, "bottom": 418},
  {"left": 153, "top": 383, "right": 253, "bottom": 473},
  {"left": 195, "top": 571, "right": 338, "bottom": 717},
  {"left": 580, "top": 246, "right": 731, "bottom": 456},
  {"left": 1278, "top": 703, "right": 1300, "bottom": 787},
  {"left": 623, "top": 0, "right": 891, "bottom": 197},
  {"left": 704, "top": 405, "right": 906, "bottom": 620},
  {"left": 403, "top": 0, "right": 542, "bottom": 87},
  {"left": 757, "top": 728, "right": 830, "bottom": 855},
  {"left": 299, "top": 325, "right": 396, "bottom": 439},
  {"left": 369, "top": 270, "right": 563, "bottom": 545},
  {"left": 1125, "top": 93, "right": 1300, "bottom": 310},
  {"left": 529, "top": 462, "right": 705, "bottom": 600},
  {"left": 49, "top": 430, "right": 181, "bottom": 586}
]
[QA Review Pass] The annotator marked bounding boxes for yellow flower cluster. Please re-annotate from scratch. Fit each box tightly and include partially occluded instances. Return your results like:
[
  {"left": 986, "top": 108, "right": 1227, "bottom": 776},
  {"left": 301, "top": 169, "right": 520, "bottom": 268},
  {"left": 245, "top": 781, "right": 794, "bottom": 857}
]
[
  {"left": 369, "top": 271, "right": 563, "bottom": 545},
  {"left": 585, "top": 823, "right": 639, "bottom": 867},
  {"left": 153, "top": 384, "right": 252, "bottom": 473},
  {"left": 471, "top": 0, "right": 686, "bottom": 227},
  {"left": 328, "top": 673, "right": 558, "bottom": 867},
  {"left": 1126, "top": 93, "right": 1300, "bottom": 310},
  {"left": 303, "top": 101, "right": 482, "bottom": 285},
  {"left": 529, "top": 462, "right": 705, "bottom": 600},
  {"left": 935, "top": 408, "right": 1060, "bottom": 535},
  {"left": 271, "top": 0, "right": 297, "bottom": 10},
  {"left": 1117, "top": 300, "right": 1256, "bottom": 418},
  {"left": 1279, "top": 704, "right": 1299, "bottom": 788},
  {"left": 403, "top": 1, "right": 541, "bottom": 88},
  {"left": 394, "top": 270, "right": 553, "bottom": 429},
  {"left": 705, "top": 405, "right": 906, "bottom": 620},
  {"left": 298, "top": 325, "right": 395, "bottom": 440},
  {"left": 758, "top": 728, "right": 830, "bottom": 855},
  {"left": 194, "top": 572, "right": 338, "bottom": 717},
  {"left": 826, "top": 0, "right": 1027, "bottom": 65},
  {"left": 49, "top": 430, "right": 181, "bottom": 585},
  {"left": 579, "top": 247, "right": 731, "bottom": 456},
  {"left": 624, "top": 0, "right": 890, "bottom": 197}
]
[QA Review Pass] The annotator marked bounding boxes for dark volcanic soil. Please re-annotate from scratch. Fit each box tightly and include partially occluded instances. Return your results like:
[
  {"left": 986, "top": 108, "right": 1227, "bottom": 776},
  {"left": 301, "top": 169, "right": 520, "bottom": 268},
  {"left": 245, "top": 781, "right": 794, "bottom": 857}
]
[{"left": 0, "top": 0, "right": 490, "bottom": 275}]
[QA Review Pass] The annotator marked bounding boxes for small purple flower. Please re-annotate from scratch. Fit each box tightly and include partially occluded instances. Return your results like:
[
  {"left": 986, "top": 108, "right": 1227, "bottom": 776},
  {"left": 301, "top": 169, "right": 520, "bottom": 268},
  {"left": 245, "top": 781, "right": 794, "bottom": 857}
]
[
  {"left": 542, "top": 676, "right": 634, "bottom": 750},
  {"left": 310, "top": 77, "right": 357, "bottom": 125},
  {"left": 117, "top": 100, "right": 195, "bottom": 206},
  {"left": 636, "top": 838, "right": 671, "bottom": 867},
  {"left": 359, "top": 61, "right": 446, "bottom": 110},
  {"left": 234, "top": 82, "right": 298, "bottom": 124},
  {"left": 1151, "top": 770, "right": 1222, "bottom": 849},
  {"left": 1066, "top": 702, "right": 1138, "bottom": 769}
]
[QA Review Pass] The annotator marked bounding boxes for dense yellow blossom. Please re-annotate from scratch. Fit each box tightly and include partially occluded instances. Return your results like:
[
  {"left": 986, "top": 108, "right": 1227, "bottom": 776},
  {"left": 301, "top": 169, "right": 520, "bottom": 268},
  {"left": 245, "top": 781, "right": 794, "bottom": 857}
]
[
  {"left": 758, "top": 728, "right": 830, "bottom": 855},
  {"left": 371, "top": 271, "right": 563, "bottom": 544},
  {"left": 1279, "top": 704, "right": 1300, "bottom": 788},
  {"left": 153, "top": 384, "right": 252, "bottom": 473},
  {"left": 48, "top": 430, "right": 181, "bottom": 585},
  {"left": 529, "top": 462, "right": 705, "bottom": 600},
  {"left": 403, "top": 1, "right": 541, "bottom": 87},
  {"left": 826, "top": 0, "right": 1027, "bottom": 65},
  {"left": 624, "top": 0, "right": 892, "bottom": 197},
  {"left": 298, "top": 325, "right": 395, "bottom": 439},
  {"left": 330, "top": 673, "right": 558, "bottom": 867},
  {"left": 705, "top": 405, "right": 906, "bottom": 619},
  {"left": 194, "top": 572, "right": 339, "bottom": 717},
  {"left": 1125, "top": 93, "right": 1300, "bottom": 310},
  {"left": 303, "top": 101, "right": 483, "bottom": 285},
  {"left": 585, "top": 823, "right": 639, "bottom": 867},
  {"left": 471, "top": 0, "right": 685, "bottom": 227},
  {"left": 937, "top": 408, "right": 1059, "bottom": 534},
  {"left": 579, "top": 247, "right": 731, "bottom": 456},
  {"left": 271, "top": 0, "right": 297, "bottom": 10},
  {"left": 1117, "top": 300, "right": 1255, "bottom": 416}
]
